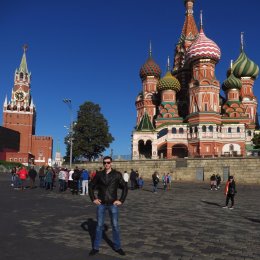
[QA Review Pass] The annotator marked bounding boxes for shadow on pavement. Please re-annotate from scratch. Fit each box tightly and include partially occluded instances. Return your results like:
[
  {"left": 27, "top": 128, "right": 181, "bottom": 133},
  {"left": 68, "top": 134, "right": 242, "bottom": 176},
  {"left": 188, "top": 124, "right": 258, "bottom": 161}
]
[
  {"left": 200, "top": 200, "right": 222, "bottom": 207},
  {"left": 81, "top": 218, "right": 114, "bottom": 249},
  {"left": 244, "top": 217, "right": 260, "bottom": 224}
]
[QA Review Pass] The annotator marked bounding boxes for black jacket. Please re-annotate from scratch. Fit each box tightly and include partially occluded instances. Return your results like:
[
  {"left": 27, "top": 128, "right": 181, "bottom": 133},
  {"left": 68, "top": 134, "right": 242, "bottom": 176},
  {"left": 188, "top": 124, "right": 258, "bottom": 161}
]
[{"left": 89, "top": 169, "right": 128, "bottom": 205}]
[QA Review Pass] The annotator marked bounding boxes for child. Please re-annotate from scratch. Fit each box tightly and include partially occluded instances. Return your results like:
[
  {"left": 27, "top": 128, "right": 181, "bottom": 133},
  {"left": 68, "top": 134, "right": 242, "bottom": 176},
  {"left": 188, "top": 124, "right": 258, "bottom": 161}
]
[{"left": 138, "top": 177, "right": 144, "bottom": 189}]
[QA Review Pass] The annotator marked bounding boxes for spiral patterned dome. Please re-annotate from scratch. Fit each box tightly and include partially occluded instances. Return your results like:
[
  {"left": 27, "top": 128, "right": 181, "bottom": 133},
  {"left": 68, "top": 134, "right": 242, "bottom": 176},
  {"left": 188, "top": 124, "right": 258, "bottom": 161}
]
[
  {"left": 222, "top": 72, "right": 242, "bottom": 91},
  {"left": 157, "top": 71, "right": 181, "bottom": 92},
  {"left": 140, "top": 56, "right": 161, "bottom": 80},
  {"left": 232, "top": 51, "right": 259, "bottom": 79},
  {"left": 186, "top": 28, "right": 221, "bottom": 62}
]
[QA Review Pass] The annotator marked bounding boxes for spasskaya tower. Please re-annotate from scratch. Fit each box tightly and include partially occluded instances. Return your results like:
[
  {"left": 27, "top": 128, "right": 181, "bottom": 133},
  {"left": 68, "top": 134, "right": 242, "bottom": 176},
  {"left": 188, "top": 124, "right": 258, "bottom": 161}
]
[{"left": 3, "top": 46, "right": 53, "bottom": 165}]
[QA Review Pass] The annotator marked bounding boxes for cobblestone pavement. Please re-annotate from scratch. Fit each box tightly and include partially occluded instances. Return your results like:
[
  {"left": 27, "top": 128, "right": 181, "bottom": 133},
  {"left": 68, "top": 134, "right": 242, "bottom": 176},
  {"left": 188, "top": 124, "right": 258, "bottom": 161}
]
[{"left": 1, "top": 173, "right": 260, "bottom": 260}]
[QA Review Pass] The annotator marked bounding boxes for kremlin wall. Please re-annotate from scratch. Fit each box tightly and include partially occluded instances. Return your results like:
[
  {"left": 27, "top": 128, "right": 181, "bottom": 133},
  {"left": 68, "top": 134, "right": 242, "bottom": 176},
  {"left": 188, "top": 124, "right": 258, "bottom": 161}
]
[{"left": 72, "top": 157, "right": 260, "bottom": 184}]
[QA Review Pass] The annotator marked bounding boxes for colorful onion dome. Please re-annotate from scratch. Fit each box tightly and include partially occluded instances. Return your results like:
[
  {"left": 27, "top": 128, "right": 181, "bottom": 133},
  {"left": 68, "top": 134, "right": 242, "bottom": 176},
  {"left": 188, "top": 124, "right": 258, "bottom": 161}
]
[
  {"left": 222, "top": 72, "right": 242, "bottom": 91},
  {"left": 186, "top": 28, "right": 221, "bottom": 62},
  {"left": 232, "top": 51, "right": 259, "bottom": 79},
  {"left": 157, "top": 71, "right": 181, "bottom": 92},
  {"left": 140, "top": 56, "right": 161, "bottom": 80}
]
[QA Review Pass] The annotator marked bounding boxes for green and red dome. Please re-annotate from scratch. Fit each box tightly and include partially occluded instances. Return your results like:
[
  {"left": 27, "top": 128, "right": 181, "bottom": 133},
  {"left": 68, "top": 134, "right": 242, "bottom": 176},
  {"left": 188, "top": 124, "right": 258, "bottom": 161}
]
[{"left": 140, "top": 56, "right": 161, "bottom": 80}]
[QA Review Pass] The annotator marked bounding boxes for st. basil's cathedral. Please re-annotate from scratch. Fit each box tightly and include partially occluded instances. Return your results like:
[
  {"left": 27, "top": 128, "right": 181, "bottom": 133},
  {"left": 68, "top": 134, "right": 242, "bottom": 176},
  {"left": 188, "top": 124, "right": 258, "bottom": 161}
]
[{"left": 132, "top": 0, "right": 259, "bottom": 160}]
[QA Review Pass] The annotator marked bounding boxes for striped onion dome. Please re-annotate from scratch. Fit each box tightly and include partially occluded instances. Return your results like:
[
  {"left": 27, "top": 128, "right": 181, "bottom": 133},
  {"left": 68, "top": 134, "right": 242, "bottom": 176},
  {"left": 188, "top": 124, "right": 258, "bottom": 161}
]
[
  {"left": 232, "top": 51, "right": 259, "bottom": 79},
  {"left": 222, "top": 72, "right": 242, "bottom": 91},
  {"left": 157, "top": 71, "right": 181, "bottom": 92},
  {"left": 140, "top": 56, "right": 161, "bottom": 80},
  {"left": 186, "top": 28, "right": 221, "bottom": 62}
]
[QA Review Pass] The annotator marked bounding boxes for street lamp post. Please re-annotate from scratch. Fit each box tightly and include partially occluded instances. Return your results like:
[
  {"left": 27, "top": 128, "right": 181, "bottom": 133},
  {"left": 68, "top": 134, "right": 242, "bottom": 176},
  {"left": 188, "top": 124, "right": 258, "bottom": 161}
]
[{"left": 63, "top": 98, "right": 73, "bottom": 169}]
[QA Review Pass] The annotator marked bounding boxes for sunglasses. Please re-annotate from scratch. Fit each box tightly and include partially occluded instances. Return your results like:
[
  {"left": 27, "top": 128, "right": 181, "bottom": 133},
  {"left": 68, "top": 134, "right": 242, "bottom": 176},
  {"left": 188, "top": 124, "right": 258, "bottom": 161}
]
[{"left": 103, "top": 161, "right": 111, "bottom": 165}]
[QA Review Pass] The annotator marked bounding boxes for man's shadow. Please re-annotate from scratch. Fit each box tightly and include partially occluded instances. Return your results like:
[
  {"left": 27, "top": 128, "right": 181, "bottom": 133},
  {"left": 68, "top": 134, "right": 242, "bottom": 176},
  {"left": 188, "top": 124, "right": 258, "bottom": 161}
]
[{"left": 81, "top": 218, "right": 114, "bottom": 249}]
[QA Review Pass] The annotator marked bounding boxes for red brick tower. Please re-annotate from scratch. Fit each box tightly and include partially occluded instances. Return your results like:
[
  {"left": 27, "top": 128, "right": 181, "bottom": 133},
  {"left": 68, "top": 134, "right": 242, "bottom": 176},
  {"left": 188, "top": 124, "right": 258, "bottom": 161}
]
[{"left": 2, "top": 46, "right": 52, "bottom": 165}]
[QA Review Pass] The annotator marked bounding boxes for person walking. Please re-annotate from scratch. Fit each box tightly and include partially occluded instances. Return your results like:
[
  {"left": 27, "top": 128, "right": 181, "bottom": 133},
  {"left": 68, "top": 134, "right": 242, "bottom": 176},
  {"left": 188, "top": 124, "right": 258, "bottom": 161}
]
[
  {"left": 17, "top": 166, "right": 28, "bottom": 190},
  {"left": 10, "top": 167, "right": 17, "bottom": 187},
  {"left": 210, "top": 174, "right": 217, "bottom": 190},
  {"left": 28, "top": 166, "right": 37, "bottom": 189},
  {"left": 72, "top": 166, "right": 81, "bottom": 195},
  {"left": 223, "top": 176, "right": 237, "bottom": 209},
  {"left": 88, "top": 156, "right": 128, "bottom": 256},
  {"left": 166, "top": 173, "right": 171, "bottom": 190},
  {"left": 152, "top": 171, "right": 160, "bottom": 193},
  {"left": 216, "top": 174, "right": 221, "bottom": 189},
  {"left": 81, "top": 168, "right": 89, "bottom": 195},
  {"left": 130, "top": 169, "right": 136, "bottom": 190},
  {"left": 123, "top": 171, "right": 129, "bottom": 184},
  {"left": 38, "top": 166, "right": 45, "bottom": 188},
  {"left": 45, "top": 167, "right": 53, "bottom": 190}
]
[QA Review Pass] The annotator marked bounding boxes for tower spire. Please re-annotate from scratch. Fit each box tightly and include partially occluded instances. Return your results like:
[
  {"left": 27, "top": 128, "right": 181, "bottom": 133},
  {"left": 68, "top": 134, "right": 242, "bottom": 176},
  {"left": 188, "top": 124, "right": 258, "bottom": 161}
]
[
  {"left": 167, "top": 56, "right": 170, "bottom": 71},
  {"left": 19, "top": 44, "right": 29, "bottom": 74},
  {"left": 149, "top": 41, "right": 152, "bottom": 57},
  {"left": 4, "top": 95, "right": 7, "bottom": 106},
  {"left": 241, "top": 32, "right": 244, "bottom": 52},
  {"left": 200, "top": 10, "right": 203, "bottom": 30}
]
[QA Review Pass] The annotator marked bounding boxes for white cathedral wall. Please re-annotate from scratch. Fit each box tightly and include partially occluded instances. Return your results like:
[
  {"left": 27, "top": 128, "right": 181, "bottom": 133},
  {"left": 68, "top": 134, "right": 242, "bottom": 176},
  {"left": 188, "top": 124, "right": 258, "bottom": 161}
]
[{"left": 222, "top": 143, "right": 241, "bottom": 155}]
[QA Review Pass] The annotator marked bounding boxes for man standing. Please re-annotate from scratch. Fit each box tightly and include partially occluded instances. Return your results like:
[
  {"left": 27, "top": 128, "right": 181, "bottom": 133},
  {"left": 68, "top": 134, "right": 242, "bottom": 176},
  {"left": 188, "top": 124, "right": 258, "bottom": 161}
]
[
  {"left": 28, "top": 166, "right": 37, "bottom": 189},
  {"left": 223, "top": 176, "right": 237, "bottom": 209},
  {"left": 89, "top": 156, "right": 128, "bottom": 256},
  {"left": 130, "top": 169, "right": 136, "bottom": 190},
  {"left": 80, "top": 168, "right": 89, "bottom": 195},
  {"left": 17, "top": 166, "right": 28, "bottom": 190}
]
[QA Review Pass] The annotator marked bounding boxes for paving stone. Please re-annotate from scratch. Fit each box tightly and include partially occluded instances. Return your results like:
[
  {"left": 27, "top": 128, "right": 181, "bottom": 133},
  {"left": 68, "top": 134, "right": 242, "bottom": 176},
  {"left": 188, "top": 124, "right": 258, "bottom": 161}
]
[{"left": 1, "top": 173, "right": 260, "bottom": 260}]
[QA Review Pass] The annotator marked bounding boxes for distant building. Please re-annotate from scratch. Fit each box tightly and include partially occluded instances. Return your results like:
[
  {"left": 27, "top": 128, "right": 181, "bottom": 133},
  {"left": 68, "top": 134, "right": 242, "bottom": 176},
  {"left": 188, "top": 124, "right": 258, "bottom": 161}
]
[
  {"left": 132, "top": 0, "right": 259, "bottom": 159},
  {"left": 53, "top": 140, "right": 63, "bottom": 167},
  {"left": 2, "top": 46, "right": 53, "bottom": 165}
]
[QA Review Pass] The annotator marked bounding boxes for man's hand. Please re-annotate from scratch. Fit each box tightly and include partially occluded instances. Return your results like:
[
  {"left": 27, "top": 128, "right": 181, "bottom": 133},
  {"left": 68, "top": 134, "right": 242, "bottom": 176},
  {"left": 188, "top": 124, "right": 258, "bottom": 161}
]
[
  {"left": 113, "top": 200, "right": 122, "bottom": 206},
  {"left": 93, "top": 199, "right": 101, "bottom": 205}
]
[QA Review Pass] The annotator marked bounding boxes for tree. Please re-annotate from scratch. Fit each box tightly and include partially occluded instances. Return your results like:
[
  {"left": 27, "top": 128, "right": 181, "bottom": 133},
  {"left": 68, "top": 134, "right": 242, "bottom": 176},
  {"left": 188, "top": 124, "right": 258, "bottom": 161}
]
[
  {"left": 68, "top": 101, "right": 114, "bottom": 161},
  {"left": 252, "top": 133, "right": 260, "bottom": 148}
]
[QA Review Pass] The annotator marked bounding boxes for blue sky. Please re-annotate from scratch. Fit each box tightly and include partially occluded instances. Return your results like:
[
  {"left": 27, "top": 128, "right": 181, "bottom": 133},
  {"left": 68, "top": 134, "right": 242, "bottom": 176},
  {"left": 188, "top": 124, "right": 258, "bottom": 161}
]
[{"left": 1, "top": 0, "right": 260, "bottom": 158}]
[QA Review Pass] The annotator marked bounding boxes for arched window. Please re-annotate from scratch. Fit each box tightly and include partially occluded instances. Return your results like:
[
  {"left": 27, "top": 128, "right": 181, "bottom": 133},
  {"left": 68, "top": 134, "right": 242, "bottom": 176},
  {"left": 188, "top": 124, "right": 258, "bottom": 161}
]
[
  {"left": 190, "top": 127, "right": 193, "bottom": 133},
  {"left": 179, "top": 128, "right": 184, "bottom": 134},
  {"left": 228, "top": 127, "right": 232, "bottom": 133},
  {"left": 248, "top": 130, "right": 252, "bottom": 136},
  {"left": 194, "top": 126, "right": 198, "bottom": 133},
  {"left": 229, "top": 144, "right": 234, "bottom": 151},
  {"left": 202, "top": 125, "right": 206, "bottom": 132},
  {"left": 208, "top": 125, "right": 213, "bottom": 132},
  {"left": 237, "top": 127, "right": 240, "bottom": 133},
  {"left": 19, "top": 73, "right": 23, "bottom": 79},
  {"left": 172, "top": 127, "right": 177, "bottom": 134}
]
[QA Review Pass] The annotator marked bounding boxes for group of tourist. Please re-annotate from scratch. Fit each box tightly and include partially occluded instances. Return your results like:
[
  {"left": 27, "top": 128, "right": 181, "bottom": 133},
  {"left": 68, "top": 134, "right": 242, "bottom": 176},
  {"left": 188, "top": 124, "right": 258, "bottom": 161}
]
[
  {"left": 152, "top": 171, "right": 172, "bottom": 193},
  {"left": 10, "top": 165, "right": 97, "bottom": 195}
]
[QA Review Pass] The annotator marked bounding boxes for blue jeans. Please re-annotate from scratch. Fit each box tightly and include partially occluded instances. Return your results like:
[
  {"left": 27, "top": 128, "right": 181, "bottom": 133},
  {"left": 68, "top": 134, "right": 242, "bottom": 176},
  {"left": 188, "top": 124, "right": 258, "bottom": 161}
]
[
  {"left": 153, "top": 183, "right": 158, "bottom": 192},
  {"left": 94, "top": 204, "right": 121, "bottom": 250}
]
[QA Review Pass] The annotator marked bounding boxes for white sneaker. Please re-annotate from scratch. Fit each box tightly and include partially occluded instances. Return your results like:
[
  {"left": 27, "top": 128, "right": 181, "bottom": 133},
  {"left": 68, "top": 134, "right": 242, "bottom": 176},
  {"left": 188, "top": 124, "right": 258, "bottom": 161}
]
[
  {"left": 222, "top": 206, "right": 228, "bottom": 208},
  {"left": 80, "top": 194, "right": 84, "bottom": 195},
  {"left": 229, "top": 207, "right": 234, "bottom": 210}
]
